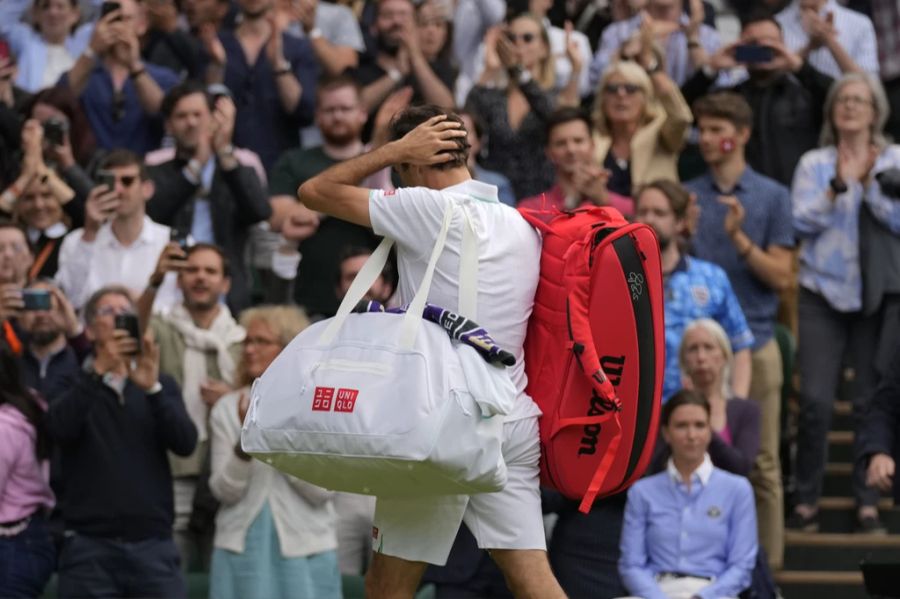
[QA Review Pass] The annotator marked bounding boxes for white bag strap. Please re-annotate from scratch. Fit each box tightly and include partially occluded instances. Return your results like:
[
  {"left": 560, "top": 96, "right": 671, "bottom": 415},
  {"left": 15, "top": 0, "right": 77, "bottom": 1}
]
[
  {"left": 318, "top": 236, "right": 395, "bottom": 345},
  {"left": 397, "top": 203, "right": 455, "bottom": 348},
  {"left": 458, "top": 204, "right": 478, "bottom": 320}
]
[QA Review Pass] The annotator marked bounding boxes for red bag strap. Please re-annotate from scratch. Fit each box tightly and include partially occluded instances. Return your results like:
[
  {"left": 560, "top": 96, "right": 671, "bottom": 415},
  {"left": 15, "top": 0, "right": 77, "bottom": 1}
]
[
  {"left": 578, "top": 412, "right": 623, "bottom": 513},
  {"left": 563, "top": 237, "right": 620, "bottom": 405}
]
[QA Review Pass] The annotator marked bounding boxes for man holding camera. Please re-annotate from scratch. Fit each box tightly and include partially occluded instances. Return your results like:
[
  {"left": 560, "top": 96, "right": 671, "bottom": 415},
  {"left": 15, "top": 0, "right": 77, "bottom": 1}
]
[
  {"left": 137, "top": 242, "right": 245, "bottom": 570},
  {"left": 146, "top": 81, "right": 270, "bottom": 314},
  {"left": 46, "top": 285, "right": 197, "bottom": 599}
]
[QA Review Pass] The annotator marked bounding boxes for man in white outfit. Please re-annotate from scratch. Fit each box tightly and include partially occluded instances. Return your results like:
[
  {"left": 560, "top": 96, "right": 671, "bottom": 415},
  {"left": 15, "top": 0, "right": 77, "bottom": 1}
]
[{"left": 290, "top": 105, "right": 565, "bottom": 599}]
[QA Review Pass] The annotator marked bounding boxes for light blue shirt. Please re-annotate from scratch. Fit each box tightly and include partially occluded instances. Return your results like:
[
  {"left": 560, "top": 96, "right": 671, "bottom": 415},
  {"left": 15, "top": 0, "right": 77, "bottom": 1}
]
[
  {"left": 589, "top": 13, "right": 720, "bottom": 88},
  {"left": 0, "top": 0, "right": 92, "bottom": 92},
  {"left": 619, "top": 455, "right": 758, "bottom": 599},
  {"left": 792, "top": 145, "right": 900, "bottom": 312},
  {"left": 776, "top": 0, "right": 879, "bottom": 78},
  {"left": 663, "top": 256, "right": 754, "bottom": 401},
  {"left": 685, "top": 167, "right": 794, "bottom": 349},
  {"left": 190, "top": 159, "right": 216, "bottom": 244}
]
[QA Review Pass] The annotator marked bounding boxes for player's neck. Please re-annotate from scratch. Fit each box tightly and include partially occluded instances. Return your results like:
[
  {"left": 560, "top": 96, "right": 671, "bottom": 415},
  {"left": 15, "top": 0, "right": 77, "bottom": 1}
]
[{"left": 422, "top": 167, "right": 471, "bottom": 190}]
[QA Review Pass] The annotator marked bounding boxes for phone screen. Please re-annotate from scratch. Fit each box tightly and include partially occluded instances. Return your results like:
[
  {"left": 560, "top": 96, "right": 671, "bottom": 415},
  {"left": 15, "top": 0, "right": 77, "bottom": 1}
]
[
  {"left": 734, "top": 44, "right": 774, "bottom": 64},
  {"left": 0, "top": 40, "right": 9, "bottom": 61}
]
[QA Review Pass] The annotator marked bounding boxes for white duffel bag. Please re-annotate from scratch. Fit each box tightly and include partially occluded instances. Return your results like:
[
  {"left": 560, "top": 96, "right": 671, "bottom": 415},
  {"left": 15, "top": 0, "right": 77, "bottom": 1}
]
[{"left": 241, "top": 202, "right": 516, "bottom": 497}]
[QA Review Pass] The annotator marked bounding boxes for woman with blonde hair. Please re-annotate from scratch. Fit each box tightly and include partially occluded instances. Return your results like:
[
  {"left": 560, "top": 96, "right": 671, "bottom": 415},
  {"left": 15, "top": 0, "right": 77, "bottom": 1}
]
[
  {"left": 592, "top": 52, "right": 692, "bottom": 198},
  {"left": 208, "top": 305, "right": 340, "bottom": 599},
  {"left": 678, "top": 318, "right": 761, "bottom": 477},
  {"left": 465, "top": 12, "right": 582, "bottom": 199}
]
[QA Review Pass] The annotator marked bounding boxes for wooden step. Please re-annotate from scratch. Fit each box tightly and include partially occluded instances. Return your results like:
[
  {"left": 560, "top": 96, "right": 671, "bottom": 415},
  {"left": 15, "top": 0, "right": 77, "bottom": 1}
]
[
  {"left": 775, "top": 570, "right": 867, "bottom": 599},
  {"left": 813, "top": 497, "right": 899, "bottom": 533},
  {"left": 828, "top": 430, "right": 854, "bottom": 462},
  {"left": 786, "top": 531, "right": 900, "bottom": 546},
  {"left": 776, "top": 570, "right": 864, "bottom": 583}
]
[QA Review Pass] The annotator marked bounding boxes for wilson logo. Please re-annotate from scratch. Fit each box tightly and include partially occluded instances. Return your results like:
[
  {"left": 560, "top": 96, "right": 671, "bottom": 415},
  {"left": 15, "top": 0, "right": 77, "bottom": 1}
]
[
  {"left": 578, "top": 356, "right": 625, "bottom": 456},
  {"left": 312, "top": 387, "right": 359, "bottom": 413}
]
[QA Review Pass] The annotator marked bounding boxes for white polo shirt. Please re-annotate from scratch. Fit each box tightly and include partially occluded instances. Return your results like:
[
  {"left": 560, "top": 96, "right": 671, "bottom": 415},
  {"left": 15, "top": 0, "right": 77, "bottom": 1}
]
[
  {"left": 56, "top": 215, "right": 179, "bottom": 313},
  {"left": 369, "top": 179, "right": 542, "bottom": 421}
]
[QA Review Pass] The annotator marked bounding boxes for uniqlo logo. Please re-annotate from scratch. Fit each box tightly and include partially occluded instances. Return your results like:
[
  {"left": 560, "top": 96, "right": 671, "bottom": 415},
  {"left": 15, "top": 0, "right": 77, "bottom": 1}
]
[
  {"left": 334, "top": 388, "right": 359, "bottom": 413},
  {"left": 312, "top": 387, "right": 334, "bottom": 411}
]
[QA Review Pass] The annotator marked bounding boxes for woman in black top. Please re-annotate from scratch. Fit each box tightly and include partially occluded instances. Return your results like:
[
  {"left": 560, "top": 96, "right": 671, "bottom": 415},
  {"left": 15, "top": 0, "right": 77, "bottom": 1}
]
[{"left": 465, "top": 13, "right": 581, "bottom": 200}]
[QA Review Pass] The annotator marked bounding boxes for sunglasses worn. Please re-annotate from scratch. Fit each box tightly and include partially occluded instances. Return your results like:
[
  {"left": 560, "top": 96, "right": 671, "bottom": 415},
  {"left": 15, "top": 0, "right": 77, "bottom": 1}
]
[
  {"left": 604, "top": 83, "right": 642, "bottom": 96},
  {"left": 117, "top": 175, "right": 137, "bottom": 187},
  {"left": 507, "top": 32, "right": 536, "bottom": 43}
]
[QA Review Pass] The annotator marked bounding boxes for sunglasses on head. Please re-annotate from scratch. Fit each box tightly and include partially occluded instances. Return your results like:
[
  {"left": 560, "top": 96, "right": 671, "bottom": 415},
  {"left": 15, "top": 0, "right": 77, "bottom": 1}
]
[
  {"left": 603, "top": 83, "right": 642, "bottom": 96},
  {"left": 506, "top": 32, "right": 536, "bottom": 43}
]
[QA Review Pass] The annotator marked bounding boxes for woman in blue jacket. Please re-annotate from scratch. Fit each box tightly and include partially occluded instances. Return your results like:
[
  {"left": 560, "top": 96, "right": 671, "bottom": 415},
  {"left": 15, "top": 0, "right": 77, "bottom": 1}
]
[{"left": 619, "top": 391, "right": 757, "bottom": 599}]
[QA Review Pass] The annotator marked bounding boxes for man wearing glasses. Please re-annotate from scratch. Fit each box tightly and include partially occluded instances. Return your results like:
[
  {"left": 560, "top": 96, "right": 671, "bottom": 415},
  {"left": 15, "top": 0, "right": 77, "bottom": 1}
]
[
  {"left": 60, "top": 0, "right": 179, "bottom": 154},
  {"left": 55, "top": 149, "right": 180, "bottom": 313},
  {"left": 46, "top": 285, "right": 197, "bottom": 599}
]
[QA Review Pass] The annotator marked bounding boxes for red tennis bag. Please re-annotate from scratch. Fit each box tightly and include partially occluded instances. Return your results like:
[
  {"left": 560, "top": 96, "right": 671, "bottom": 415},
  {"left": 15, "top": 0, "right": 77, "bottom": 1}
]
[{"left": 518, "top": 205, "right": 665, "bottom": 513}]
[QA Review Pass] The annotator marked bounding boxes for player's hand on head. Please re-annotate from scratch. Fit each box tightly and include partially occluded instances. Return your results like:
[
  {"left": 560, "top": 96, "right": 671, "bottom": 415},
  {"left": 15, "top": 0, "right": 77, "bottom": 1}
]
[{"left": 394, "top": 115, "right": 467, "bottom": 166}]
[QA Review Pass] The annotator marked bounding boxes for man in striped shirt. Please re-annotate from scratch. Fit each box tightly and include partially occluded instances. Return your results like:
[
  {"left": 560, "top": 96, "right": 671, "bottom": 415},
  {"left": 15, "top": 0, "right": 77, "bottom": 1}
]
[{"left": 776, "top": 0, "right": 878, "bottom": 79}]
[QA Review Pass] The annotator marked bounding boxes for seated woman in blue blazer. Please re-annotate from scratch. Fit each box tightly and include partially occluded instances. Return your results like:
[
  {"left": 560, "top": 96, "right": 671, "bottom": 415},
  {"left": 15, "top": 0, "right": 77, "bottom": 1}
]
[{"left": 618, "top": 391, "right": 758, "bottom": 599}]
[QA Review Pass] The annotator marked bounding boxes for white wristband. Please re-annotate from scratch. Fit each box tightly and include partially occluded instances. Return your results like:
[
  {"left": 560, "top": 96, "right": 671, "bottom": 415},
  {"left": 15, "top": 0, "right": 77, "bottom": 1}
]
[
  {"left": 387, "top": 68, "right": 403, "bottom": 83},
  {"left": 308, "top": 27, "right": 323, "bottom": 40}
]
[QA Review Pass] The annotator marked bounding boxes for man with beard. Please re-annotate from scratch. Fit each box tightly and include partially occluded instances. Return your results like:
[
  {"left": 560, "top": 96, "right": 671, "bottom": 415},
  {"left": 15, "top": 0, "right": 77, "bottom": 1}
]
[
  {"left": 633, "top": 179, "right": 754, "bottom": 403},
  {"left": 268, "top": 75, "right": 391, "bottom": 318},
  {"left": 138, "top": 242, "right": 245, "bottom": 571},
  {"left": 17, "top": 280, "right": 84, "bottom": 405},
  {"left": 59, "top": 0, "right": 179, "bottom": 154},
  {"left": 147, "top": 81, "right": 271, "bottom": 314},
  {"left": 354, "top": 0, "right": 454, "bottom": 126}
]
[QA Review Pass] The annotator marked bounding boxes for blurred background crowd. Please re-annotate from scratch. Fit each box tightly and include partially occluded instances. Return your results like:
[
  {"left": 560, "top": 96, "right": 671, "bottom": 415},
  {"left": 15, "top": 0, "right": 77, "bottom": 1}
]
[{"left": 1, "top": 0, "right": 900, "bottom": 597}]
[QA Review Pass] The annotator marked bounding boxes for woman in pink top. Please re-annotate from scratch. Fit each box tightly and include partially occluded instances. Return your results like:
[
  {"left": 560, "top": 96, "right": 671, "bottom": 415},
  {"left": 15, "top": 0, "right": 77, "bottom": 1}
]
[{"left": 0, "top": 342, "right": 56, "bottom": 598}]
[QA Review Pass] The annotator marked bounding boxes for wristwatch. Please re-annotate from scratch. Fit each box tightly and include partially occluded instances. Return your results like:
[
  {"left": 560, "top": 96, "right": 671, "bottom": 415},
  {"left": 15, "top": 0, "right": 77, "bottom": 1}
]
[
  {"left": 145, "top": 381, "right": 163, "bottom": 395},
  {"left": 644, "top": 57, "right": 661, "bottom": 75},
  {"left": 829, "top": 176, "right": 848, "bottom": 194},
  {"left": 308, "top": 27, "right": 323, "bottom": 40}
]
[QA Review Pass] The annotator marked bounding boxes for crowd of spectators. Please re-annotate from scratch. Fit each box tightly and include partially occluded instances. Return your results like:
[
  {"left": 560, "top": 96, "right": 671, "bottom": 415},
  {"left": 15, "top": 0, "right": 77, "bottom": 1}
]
[{"left": 1, "top": 0, "right": 900, "bottom": 597}]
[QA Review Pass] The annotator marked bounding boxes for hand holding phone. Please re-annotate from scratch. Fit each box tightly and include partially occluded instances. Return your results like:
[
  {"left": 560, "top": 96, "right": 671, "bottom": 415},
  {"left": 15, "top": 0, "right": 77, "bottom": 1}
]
[{"left": 114, "top": 313, "right": 141, "bottom": 355}]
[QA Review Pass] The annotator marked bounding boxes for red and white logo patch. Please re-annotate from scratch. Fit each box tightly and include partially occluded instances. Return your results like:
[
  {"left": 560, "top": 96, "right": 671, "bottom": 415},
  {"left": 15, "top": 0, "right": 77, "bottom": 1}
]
[
  {"left": 334, "top": 388, "right": 359, "bottom": 413},
  {"left": 312, "top": 386, "right": 334, "bottom": 411}
]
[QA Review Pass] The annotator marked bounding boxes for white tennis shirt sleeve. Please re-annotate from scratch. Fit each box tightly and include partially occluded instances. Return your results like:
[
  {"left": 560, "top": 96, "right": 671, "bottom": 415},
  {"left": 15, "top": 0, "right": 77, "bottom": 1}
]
[{"left": 368, "top": 187, "right": 450, "bottom": 258}]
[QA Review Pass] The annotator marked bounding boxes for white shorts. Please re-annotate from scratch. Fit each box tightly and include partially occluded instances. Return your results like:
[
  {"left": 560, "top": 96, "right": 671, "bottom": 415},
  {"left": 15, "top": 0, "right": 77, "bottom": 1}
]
[{"left": 371, "top": 416, "right": 546, "bottom": 566}]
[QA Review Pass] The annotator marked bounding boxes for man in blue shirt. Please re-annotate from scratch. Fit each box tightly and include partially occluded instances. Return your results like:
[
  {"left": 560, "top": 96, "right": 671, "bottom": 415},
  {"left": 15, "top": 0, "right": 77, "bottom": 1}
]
[
  {"left": 634, "top": 179, "right": 755, "bottom": 404},
  {"left": 59, "top": 0, "right": 179, "bottom": 154},
  {"left": 685, "top": 91, "right": 794, "bottom": 569}
]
